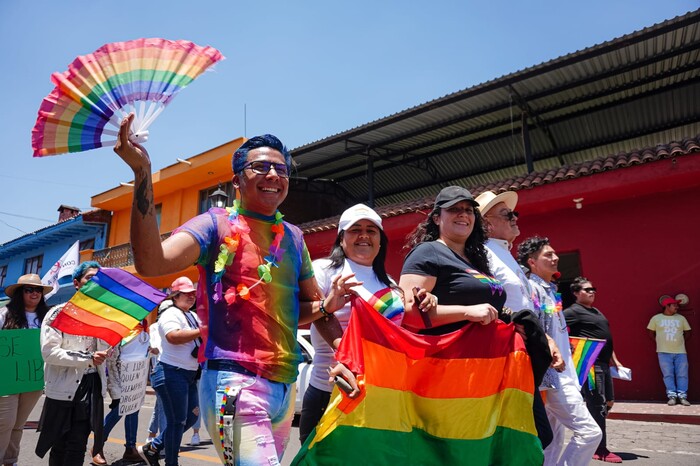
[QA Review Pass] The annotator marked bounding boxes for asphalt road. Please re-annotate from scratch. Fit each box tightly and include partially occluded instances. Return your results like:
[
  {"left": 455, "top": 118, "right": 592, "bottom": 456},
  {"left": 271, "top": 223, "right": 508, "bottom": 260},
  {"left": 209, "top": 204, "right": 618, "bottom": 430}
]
[{"left": 14, "top": 393, "right": 700, "bottom": 465}]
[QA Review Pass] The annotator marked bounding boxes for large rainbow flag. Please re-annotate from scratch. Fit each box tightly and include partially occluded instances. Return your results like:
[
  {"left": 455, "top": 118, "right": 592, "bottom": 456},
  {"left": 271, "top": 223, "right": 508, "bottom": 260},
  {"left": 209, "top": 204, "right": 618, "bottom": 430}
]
[
  {"left": 569, "top": 336, "right": 606, "bottom": 389},
  {"left": 292, "top": 297, "right": 543, "bottom": 465},
  {"left": 50, "top": 268, "right": 166, "bottom": 346}
]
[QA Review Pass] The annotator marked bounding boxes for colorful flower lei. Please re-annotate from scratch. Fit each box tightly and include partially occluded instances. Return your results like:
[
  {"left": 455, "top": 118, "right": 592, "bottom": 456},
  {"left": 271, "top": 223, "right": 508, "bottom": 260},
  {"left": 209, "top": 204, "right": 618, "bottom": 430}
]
[{"left": 212, "top": 199, "right": 286, "bottom": 304}]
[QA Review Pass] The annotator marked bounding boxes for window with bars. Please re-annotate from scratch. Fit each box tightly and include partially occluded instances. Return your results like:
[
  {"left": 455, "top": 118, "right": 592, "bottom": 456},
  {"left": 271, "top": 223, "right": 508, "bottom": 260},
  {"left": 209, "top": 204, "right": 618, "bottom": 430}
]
[
  {"left": 0, "top": 265, "right": 6, "bottom": 288},
  {"left": 24, "top": 254, "right": 43, "bottom": 275}
]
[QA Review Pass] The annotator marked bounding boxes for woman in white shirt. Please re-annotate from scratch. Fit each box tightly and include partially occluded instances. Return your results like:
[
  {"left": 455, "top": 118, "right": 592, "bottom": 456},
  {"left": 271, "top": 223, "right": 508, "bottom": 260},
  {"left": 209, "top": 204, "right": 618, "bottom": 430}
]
[
  {"left": 0, "top": 274, "right": 51, "bottom": 466},
  {"left": 138, "top": 277, "right": 201, "bottom": 466},
  {"left": 298, "top": 205, "right": 408, "bottom": 443}
]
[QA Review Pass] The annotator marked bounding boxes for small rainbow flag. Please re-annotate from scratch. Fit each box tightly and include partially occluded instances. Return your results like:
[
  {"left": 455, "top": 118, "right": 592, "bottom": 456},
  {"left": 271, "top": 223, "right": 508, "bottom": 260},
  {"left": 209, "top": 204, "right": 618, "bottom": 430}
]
[
  {"left": 292, "top": 297, "right": 542, "bottom": 466},
  {"left": 50, "top": 268, "right": 166, "bottom": 346},
  {"left": 569, "top": 336, "right": 606, "bottom": 389}
]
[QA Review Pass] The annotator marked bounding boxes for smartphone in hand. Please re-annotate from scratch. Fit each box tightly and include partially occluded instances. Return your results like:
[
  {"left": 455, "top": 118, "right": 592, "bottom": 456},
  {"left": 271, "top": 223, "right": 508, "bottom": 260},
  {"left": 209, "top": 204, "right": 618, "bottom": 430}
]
[{"left": 334, "top": 375, "right": 354, "bottom": 394}]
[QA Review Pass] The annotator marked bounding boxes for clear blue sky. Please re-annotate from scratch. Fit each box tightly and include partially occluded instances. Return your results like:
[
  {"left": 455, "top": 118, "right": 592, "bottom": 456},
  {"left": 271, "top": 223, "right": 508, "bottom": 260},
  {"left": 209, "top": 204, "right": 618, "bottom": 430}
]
[{"left": 0, "top": 0, "right": 696, "bottom": 245}]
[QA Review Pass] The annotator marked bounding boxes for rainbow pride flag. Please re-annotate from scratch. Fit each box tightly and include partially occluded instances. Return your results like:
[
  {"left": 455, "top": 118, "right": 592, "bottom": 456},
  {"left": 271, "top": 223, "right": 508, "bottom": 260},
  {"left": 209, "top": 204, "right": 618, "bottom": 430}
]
[
  {"left": 292, "top": 297, "right": 542, "bottom": 466},
  {"left": 50, "top": 268, "right": 166, "bottom": 346},
  {"left": 569, "top": 336, "right": 606, "bottom": 389}
]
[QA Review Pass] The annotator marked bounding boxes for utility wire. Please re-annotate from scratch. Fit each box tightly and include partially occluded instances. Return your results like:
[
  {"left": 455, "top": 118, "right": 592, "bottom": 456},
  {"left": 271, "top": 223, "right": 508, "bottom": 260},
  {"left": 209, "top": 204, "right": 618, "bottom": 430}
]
[
  {"left": 0, "top": 210, "right": 53, "bottom": 222},
  {"left": 0, "top": 218, "right": 28, "bottom": 235}
]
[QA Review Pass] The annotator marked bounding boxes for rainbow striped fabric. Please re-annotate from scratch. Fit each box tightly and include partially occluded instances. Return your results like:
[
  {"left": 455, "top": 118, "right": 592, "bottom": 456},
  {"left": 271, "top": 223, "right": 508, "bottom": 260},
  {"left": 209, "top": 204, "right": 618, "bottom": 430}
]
[
  {"left": 292, "top": 297, "right": 542, "bottom": 465},
  {"left": 32, "top": 38, "right": 223, "bottom": 157},
  {"left": 50, "top": 268, "right": 165, "bottom": 346},
  {"left": 569, "top": 336, "right": 606, "bottom": 389}
]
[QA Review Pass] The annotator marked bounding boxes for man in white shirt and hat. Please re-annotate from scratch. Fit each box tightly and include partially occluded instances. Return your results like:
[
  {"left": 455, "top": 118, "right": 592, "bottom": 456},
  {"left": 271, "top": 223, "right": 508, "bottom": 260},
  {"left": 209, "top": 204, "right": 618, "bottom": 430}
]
[{"left": 476, "top": 190, "right": 564, "bottom": 451}]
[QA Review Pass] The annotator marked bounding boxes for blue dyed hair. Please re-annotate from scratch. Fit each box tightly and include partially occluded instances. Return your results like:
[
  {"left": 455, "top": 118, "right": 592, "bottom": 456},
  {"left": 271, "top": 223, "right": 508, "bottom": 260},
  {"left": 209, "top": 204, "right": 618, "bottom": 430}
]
[
  {"left": 232, "top": 134, "right": 293, "bottom": 174},
  {"left": 72, "top": 261, "right": 101, "bottom": 281}
]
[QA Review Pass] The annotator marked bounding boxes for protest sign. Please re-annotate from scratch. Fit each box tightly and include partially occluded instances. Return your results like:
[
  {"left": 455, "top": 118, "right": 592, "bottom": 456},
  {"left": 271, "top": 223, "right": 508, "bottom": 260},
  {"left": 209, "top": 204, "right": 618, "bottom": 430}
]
[
  {"left": 0, "top": 329, "right": 44, "bottom": 395},
  {"left": 118, "top": 357, "right": 150, "bottom": 416}
]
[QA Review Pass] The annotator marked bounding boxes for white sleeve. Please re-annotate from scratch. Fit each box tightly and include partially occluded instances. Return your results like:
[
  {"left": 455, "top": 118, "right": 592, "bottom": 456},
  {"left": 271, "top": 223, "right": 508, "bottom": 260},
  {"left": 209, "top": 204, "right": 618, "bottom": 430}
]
[
  {"left": 40, "top": 306, "right": 93, "bottom": 368},
  {"left": 312, "top": 259, "right": 335, "bottom": 296},
  {"left": 159, "top": 309, "right": 184, "bottom": 336}
]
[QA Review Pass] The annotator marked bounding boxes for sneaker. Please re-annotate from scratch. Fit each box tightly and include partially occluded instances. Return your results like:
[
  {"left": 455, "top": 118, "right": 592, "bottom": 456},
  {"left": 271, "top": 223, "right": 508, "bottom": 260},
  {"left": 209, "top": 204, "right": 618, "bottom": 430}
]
[
  {"left": 123, "top": 446, "right": 143, "bottom": 463},
  {"left": 137, "top": 442, "right": 161, "bottom": 466},
  {"left": 190, "top": 432, "right": 201, "bottom": 446},
  {"left": 668, "top": 397, "right": 678, "bottom": 406},
  {"left": 679, "top": 398, "right": 691, "bottom": 406}
]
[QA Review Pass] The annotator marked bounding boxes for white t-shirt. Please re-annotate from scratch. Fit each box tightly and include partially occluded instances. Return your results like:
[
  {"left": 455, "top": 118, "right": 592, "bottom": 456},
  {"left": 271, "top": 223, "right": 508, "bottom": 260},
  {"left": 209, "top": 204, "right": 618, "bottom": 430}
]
[
  {"left": 0, "top": 307, "right": 41, "bottom": 328},
  {"left": 158, "top": 306, "right": 201, "bottom": 371},
  {"left": 486, "top": 238, "right": 534, "bottom": 312},
  {"left": 309, "top": 258, "right": 404, "bottom": 391}
]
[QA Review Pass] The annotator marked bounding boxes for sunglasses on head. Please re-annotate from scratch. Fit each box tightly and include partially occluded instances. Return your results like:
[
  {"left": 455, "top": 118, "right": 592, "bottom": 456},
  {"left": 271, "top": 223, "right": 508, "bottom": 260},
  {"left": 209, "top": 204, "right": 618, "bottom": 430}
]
[
  {"left": 242, "top": 161, "right": 290, "bottom": 178},
  {"left": 23, "top": 286, "right": 44, "bottom": 294}
]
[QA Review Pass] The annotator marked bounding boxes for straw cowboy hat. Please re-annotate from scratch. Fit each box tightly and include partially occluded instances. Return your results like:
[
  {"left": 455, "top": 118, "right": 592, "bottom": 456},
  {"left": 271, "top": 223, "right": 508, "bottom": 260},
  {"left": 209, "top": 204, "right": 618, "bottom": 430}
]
[
  {"left": 4, "top": 274, "right": 53, "bottom": 298},
  {"left": 474, "top": 190, "right": 518, "bottom": 215}
]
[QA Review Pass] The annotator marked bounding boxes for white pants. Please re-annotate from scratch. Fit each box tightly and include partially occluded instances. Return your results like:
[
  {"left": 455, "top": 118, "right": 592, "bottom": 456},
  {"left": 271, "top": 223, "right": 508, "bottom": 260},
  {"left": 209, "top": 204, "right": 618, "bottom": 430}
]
[{"left": 543, "top": 382, "right": 602, "bottom": 466}]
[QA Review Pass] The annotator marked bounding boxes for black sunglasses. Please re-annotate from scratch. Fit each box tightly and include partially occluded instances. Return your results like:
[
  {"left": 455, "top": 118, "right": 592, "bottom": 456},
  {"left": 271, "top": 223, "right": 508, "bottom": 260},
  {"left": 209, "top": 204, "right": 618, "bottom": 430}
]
[
  {"left": 242, "top": 161, "right": 290, "bottom": 178},
  {"left": 488, "top": 210, "right": 519, "bottom": 221},
  {"left": 23, "top": 286, "right": 44, "bottom": 294},
  {"left": 582, "top": 287, "right": 597, "bottom": 293}
]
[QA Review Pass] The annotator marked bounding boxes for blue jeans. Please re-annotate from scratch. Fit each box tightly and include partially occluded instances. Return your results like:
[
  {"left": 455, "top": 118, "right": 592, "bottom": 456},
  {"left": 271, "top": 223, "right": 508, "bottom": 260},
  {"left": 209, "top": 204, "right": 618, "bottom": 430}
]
[
  {"left": 658, "top": 352, "right": 689, "bottom": 398},
  {"left": 151, "top": 362, "right": 199, "bottom": 466},
  {"left": 148, "top": 394, "right": 166, "bottom": 435},
  {"left": 103, "top": 401, "right": 139, "bottom": 447}
]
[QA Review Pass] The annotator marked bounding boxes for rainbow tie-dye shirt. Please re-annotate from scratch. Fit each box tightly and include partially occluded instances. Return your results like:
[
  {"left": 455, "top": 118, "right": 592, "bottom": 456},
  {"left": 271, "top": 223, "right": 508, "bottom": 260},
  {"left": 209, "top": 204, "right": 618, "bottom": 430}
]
[{"left": 176, "top": 207, "right": 314, "bottom": 384}]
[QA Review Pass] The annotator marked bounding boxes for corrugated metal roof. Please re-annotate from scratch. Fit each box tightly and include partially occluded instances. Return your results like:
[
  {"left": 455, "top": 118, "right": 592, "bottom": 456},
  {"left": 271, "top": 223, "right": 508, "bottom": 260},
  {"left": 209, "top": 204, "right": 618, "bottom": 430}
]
[
  {"left": 291, "top": 10, "right": 700, "bottom": 208},
  {"left": 299, "top": 134, "right": 700, "bottom": 233}
]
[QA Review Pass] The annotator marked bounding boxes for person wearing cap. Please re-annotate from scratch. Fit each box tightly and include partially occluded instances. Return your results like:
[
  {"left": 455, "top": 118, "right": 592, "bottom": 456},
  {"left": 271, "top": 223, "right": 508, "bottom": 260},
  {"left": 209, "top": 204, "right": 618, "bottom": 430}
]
[
  {"left": 565, "top": 277, "right": 625, "bottom": 463},
  {"left": 476, "top": 190, "right": 560, "bottom": 451},
  {"left": 0, "top": 274, "right": 51, "bottom": 466},
  {"left": 137, "top": 276, "right": 201, "bottom": 466},
  {"left": 517, "top": 238, "right": 602, "bottom": 466},
  {"left": 115, "top": 120, "right": 353, "bottom": 466},
  {"left": 299, "top": 204, "right": 430, "bottom": 443},
  {"left": 35, "top": 261, "right": 110, "bottom": 465},
  {"left": 647, "top": 297, "right": 691, "bottom": 406},
  {"left": 400, "top": 186, "right": 502, "bottom": 334}
]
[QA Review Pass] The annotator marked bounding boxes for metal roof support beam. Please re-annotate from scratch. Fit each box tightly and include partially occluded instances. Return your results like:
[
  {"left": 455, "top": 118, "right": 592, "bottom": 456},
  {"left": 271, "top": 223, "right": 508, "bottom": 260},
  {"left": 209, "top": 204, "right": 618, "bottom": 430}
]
[
  {"left": 367, "top": 150, "right": 375, "bottom": 207},
  {"left": 521, "top": 113, "right": 534, "bottom": 174},
  {"left": 508, "top": 85, "right": 564, "bottom": 166}
]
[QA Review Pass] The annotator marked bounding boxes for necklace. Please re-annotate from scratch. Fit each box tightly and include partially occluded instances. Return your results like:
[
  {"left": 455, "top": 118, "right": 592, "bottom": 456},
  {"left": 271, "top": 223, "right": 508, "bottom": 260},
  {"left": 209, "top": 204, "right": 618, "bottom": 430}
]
[{"left": 212, "top": 199, "right": 286, "bottom": 304}]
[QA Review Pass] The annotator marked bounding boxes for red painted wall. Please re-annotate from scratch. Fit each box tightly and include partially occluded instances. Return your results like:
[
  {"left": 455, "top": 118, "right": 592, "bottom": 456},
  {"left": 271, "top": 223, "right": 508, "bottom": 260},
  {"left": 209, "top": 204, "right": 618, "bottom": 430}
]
[{"left": 305, "top": 154, "right": 700, "bottom": 400}]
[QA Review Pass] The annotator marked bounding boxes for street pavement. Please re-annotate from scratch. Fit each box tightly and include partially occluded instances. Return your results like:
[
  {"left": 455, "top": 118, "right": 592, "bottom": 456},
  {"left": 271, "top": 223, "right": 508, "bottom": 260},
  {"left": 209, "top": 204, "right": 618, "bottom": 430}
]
[{"left": 15, "top": 393, "right": 700, "bottom": 465}]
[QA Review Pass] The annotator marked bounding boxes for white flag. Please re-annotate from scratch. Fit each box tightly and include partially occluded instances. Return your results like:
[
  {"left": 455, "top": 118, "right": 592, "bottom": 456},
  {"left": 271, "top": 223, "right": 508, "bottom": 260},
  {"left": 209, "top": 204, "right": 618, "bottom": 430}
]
[{"left": 41, "top": 240, "right": 80, "bottom": 299}]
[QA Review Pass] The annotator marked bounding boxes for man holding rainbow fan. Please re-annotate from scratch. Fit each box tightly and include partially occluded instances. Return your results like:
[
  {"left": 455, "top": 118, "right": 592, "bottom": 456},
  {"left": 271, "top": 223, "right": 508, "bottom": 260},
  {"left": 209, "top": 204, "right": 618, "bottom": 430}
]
[{"left": 113, "top": 115, "right": 357, "bottom": 466}]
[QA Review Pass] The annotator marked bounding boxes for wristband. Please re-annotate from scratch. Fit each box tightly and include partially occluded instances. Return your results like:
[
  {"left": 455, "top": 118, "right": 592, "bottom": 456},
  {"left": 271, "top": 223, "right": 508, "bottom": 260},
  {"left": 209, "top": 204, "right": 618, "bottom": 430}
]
[{"left": 319, "top": 300, "right": 330, "bottom": 319}]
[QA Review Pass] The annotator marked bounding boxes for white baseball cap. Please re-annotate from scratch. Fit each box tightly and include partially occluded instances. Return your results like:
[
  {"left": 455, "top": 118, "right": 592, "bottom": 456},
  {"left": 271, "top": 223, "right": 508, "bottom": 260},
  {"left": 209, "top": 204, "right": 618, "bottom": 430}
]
[{"left": 337, "top": 204, "right": 383, "bottom": 233}]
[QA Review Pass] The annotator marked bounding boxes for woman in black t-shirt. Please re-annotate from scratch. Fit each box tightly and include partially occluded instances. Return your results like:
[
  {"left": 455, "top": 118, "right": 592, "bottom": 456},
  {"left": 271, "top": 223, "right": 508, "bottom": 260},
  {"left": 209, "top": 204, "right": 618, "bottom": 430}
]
[{"left": 400, "top": 186, "right": 506, "bottom": 334}]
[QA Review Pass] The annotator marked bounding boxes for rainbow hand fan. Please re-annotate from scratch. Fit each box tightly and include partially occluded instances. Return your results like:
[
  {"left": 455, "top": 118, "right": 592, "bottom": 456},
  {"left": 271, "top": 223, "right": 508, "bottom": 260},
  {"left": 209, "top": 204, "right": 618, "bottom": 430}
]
[{"left": 32, "top": 38, "right": 224, "bottom": 157}]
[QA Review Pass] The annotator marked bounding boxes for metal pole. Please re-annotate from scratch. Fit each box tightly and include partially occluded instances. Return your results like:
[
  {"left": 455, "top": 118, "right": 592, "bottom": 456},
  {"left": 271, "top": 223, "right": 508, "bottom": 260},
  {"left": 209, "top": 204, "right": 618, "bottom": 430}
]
[
  {"left": 367, "top": 150, "right": 375, "bottom": 207},
  {"left": 521, "top": 112, "right": 534, "bottom": 173}
]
